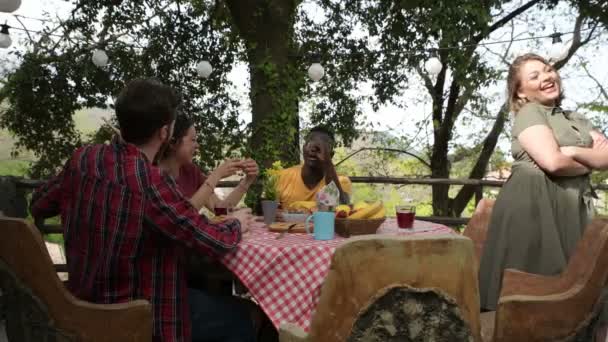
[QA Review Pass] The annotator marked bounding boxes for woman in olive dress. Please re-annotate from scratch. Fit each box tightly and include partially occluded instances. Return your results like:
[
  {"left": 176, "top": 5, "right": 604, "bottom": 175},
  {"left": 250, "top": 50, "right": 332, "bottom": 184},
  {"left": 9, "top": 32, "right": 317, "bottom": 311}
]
[{"left": 478, "top": 53, "right": 608, "bottom": 339}]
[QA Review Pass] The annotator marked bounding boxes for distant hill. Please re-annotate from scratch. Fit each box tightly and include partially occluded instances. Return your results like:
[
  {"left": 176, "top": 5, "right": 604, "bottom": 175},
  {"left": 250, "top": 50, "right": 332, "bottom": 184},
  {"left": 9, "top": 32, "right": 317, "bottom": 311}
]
[{"left": 0, "top": 107, "right": 112, "bottom": 176}]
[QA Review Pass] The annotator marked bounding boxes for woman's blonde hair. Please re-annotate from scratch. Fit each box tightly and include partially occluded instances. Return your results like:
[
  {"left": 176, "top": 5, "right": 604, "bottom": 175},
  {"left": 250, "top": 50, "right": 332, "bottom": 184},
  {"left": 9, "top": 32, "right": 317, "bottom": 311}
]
[{"left": 506, "top": 53, "right": 563, "bottom": 114}]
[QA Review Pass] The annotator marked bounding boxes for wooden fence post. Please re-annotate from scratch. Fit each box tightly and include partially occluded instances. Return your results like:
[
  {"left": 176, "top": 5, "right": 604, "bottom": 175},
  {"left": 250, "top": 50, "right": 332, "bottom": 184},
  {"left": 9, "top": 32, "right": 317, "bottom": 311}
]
[
  {"left": 475, "top": 186, "right": 483, "bottom": 207},
  {"left": 0, "top": 176, "right": 28, "bottom": 218}
]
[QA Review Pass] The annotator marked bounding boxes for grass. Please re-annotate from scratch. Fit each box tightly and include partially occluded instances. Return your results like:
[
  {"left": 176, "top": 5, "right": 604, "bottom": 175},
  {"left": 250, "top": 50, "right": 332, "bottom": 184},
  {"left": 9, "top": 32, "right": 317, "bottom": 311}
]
[
  {"left": 0, "top": 159, "right": 31, "bottom": 176},
  {"left": 0, "top": 109, "right": 109, "bottom": 247}
]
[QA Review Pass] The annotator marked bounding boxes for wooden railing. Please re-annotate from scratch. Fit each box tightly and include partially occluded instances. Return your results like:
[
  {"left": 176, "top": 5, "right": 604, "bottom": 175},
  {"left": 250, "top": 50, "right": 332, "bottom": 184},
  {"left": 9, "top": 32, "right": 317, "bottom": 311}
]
[
  {"left": 4, "top": 176, "right": 608, "bottom": 273},
  {"left": 12, "top": 176, "right": 608, "bottom": 229}
]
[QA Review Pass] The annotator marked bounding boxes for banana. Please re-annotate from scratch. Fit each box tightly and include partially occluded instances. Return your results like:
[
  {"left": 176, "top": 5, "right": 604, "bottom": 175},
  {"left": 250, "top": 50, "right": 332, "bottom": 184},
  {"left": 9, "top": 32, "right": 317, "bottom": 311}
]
[
  {"left": 353, "top": 201, "right": 369, "bottom": 211},
  {"left": 335, "top": 204, "right": 351, "bottom": 218},
  {"left": 369, "top": 206, "right": 386, "bottom": 219},
  {"left": 288, "top": 201, "right": 317, "bottom": 211},
  {"left": 349, "top": 201, "right": 383, "bottom": 219},
  {"left": 335, "top": 204, "right": 351, "bottom": 213}
]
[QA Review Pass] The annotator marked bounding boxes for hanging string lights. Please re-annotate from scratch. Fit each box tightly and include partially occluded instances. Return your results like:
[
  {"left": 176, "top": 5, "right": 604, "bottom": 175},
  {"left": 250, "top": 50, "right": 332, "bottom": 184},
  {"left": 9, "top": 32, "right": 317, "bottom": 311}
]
[
  {"left": 307, "top": 62, "right": 325, "bottom": 82},
  {"left": 0, "top": 23, "right": 10, "bottom": 48},
  {"left": 548, "top": 32, "right": 568, "bottom": 62},
  {"left": 0, "top": 0, "right": 21, "bottom": 13},
  {"left": 196, "top": 60, "right": 212, "bottom": 78},
  {"left": 306, "top": 53, "right": 325, "bottom": 82},
  {"left": 0, "top": 17, "right": 591, "bottom": 78},
  {"left": 424, "top": 50, "right": 443, "bottom": 76},
  {"left": 91, "top": 48, "right": 109, "bottom": 67}
]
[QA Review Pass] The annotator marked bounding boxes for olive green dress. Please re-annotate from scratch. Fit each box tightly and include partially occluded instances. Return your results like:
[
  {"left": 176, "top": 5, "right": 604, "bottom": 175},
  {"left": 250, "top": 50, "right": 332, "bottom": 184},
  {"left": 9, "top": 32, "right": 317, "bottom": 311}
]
[{"left": 478, "top": 102, "right": 599, "bottom": 314}]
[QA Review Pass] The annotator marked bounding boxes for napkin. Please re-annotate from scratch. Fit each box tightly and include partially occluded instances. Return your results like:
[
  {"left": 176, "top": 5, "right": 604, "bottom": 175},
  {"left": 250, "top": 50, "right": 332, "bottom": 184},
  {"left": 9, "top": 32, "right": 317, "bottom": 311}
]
[{"left": 316, "top": 181, "right": 340, "bottom": 210}]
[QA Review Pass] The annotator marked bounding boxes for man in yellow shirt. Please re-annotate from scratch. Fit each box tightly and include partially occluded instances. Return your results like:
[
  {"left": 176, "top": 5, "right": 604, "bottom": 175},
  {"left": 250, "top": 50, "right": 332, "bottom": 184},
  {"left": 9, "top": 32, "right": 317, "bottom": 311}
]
[{"left": 276, "top": 126, "right": 352, "bottom": 207}]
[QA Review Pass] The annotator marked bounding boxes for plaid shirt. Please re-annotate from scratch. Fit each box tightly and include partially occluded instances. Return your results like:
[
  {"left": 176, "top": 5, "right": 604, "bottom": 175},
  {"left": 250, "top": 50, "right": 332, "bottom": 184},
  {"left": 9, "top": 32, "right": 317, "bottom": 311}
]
[{"left": 31, "top": 140, "right": 242, "bottom": 342}]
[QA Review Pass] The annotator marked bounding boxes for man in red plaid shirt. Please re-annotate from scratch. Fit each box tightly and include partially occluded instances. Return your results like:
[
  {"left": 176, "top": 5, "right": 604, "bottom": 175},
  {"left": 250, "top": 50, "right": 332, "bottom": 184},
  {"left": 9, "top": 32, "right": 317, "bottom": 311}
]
[{"left": 31, "top": 79, "right": 256, "bottom": 342}]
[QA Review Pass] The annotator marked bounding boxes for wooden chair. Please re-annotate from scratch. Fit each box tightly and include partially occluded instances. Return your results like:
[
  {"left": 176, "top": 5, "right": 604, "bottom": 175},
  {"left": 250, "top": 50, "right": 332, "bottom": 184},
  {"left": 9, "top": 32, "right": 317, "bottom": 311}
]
[
  {"left": 278, "top": 234, "right": 482, "bottom": 342},
  {"left": 0, "top": 216, "right": 152, "bottom": 342},
  {"left": 481, "top": 217, "right": 608, "bottom": 342},
  {"left": 462, "top": 199, "right": 495, "bottom": 265}
]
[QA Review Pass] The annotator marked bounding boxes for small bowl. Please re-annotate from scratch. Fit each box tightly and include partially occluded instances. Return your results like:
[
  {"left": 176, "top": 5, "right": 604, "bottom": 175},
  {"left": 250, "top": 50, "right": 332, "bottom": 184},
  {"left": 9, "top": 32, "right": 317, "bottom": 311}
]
[{"left": 282, "top": 212, "right": 309, "bottom": 223}]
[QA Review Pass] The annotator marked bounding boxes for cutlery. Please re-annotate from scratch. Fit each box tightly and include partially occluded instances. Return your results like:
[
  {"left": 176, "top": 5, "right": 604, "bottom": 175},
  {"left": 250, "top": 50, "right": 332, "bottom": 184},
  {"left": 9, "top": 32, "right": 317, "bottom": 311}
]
[{"left": 276, "top": 223, "right": 297, "bottom": 240}]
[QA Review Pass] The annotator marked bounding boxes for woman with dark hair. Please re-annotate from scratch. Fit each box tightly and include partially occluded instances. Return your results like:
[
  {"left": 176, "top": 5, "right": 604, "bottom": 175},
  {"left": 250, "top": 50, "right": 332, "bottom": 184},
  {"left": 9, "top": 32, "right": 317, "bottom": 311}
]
[
  {"left": 157, "top": 114, "right": 271, "bottom": 339},
  {"left": 158, "top": 114, "right": 258, "bottom": 211},
  {"left": 478, "top": 53, "right": 608, "bottom": 339}
]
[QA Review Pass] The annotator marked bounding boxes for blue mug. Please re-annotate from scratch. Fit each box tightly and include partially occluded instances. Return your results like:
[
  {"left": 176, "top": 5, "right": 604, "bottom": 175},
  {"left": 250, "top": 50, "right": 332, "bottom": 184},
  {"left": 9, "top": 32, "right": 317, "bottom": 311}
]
[{"left": 305, "top": 211, "right": 335, "bottom": 240}]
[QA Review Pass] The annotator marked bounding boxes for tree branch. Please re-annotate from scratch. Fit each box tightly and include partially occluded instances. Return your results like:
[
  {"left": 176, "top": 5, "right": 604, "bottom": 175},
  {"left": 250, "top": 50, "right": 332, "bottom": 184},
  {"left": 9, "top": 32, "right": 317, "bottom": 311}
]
[
  {"left": 483, "top": 22, "right": 521, "bottom": 67},
  {"left": 442, "top": 81, "right": 461, "bottom": 134},
  {"left": 553, "top": 14, "right": 597, "bottom": 70},
  {"left": 581, "top": 60, "right": 608, "bottom": 101},
  {"left": 416, "top": 66, "right": 437, "bottom": 102},
  {"left": 451, "top": 103, "right": 509, "bottom": 215},
  {"left": 475, "top": 0, "right": 541, "bottom": 42},
  {"left": 334, "top": 147, "right": 431, "bottom": 169},
  {"left": 13, "top": 16, "right": 34, "bottom": 44}
]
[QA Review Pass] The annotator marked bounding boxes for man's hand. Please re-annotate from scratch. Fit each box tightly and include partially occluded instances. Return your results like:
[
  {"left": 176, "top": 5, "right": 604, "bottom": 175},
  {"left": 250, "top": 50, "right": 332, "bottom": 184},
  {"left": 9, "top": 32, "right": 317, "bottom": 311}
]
[{"left": 317, "top": 140, "right": 334, "bottom": 171}]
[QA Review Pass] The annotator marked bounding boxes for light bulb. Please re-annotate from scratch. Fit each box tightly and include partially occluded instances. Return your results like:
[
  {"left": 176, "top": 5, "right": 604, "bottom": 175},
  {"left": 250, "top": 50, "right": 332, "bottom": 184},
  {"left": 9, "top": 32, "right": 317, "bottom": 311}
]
[
  {"left": 0, "top": 0, "right": 22, "bottom": 13},
  {"left": 307, "top": 63, "right": 324, "bottom": 82},
  {"left": 424, "top": 57, "right": 442, "bottom": 76},
  {"left": 548, "top": 43, "right": 567, "bottom": 62},
  {"left": 92, "top": 49, "right": 109, "bottom": 67},
  {"left": 0, "top": 24, "right": 11, "bottom": 48},
  {"left": 0, "top": 33, "right": 11, "bottom": 49},
  {"left": 196, "top": 61, "right": 213, "bottom": 78}
]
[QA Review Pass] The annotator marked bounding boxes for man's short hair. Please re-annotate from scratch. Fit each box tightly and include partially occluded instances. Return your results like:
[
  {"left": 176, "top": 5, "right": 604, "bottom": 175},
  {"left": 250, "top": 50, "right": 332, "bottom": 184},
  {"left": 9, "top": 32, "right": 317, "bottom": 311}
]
[
  {"left": 115, "top": 78, "right": 180, "bottom": 145},
  {"left": 307, "top": 125, "right": 335, "bottom": 144}
]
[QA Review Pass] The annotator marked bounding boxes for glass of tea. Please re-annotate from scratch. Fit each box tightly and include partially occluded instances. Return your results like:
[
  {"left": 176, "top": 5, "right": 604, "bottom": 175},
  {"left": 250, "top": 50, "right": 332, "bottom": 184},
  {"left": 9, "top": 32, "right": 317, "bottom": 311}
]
[
  {"left": 213, "top": 207, "right": 232, "bottom": 216},
  {"left": 396, "top": 205, "right": 416, "bottom": 229}
]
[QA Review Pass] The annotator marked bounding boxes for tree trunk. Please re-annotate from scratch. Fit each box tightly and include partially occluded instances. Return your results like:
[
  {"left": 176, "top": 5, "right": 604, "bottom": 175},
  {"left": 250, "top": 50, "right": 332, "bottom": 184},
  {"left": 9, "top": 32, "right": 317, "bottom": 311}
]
[
  {"left": 431, "top": 81, "right": 461, "bottom": 217},
  {"left": 430, "top": 115, "right": 452, "bottom": 216},
  {"left": 225, "top": 0, "right": 302, "bottom": 168},
  {"left": 451, "top": 104, "right": 509, "bottom": 216}
]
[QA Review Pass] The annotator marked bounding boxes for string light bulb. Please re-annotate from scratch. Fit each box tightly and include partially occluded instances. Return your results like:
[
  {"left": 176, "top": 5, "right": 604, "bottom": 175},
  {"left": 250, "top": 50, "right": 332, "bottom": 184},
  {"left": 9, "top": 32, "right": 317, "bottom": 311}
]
[
  {"left": 196, "top": 60, "right": 212, "bottom": 78},
  {"left": 0, "top": 24, "right": 11, "bottom": 49},
  {"left": 307, "top": 63, "right": 325, "bottom": 82},
  {"left": 0, "top": 0, "right": 21, "bottom": 13},
  {"left": 91, "top": 49, "right": 109, "bottom": 67},
  {"left": 424, "top": 57, "right": 442, "bottom": 76},
  {"left": 548, "top": 32, "right": 567, "bottom": 62}
]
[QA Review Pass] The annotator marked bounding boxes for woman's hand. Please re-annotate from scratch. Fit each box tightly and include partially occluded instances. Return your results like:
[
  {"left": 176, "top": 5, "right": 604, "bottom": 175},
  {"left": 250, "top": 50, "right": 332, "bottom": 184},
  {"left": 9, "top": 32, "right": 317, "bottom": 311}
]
[
  {"left": 229, "top": 208, "right": 254, "bottom": 234},
  {"left": 560, "top": 146, "right": 578, "bottom": 158},
  {"left": 241, "top": 158, "right": 259, "bottom": 181},
  {"left": 591, "top": 130, "right": 608, "bottom": 150},
  {"left": 214, "top": 159, "right": 244, "bottom": 179}
]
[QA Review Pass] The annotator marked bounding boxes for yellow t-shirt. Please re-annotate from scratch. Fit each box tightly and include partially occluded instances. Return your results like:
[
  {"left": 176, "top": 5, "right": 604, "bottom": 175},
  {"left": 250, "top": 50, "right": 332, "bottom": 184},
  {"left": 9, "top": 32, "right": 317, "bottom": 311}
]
[{"left": 276, "top": 165, "right": 352, "bottom": 207}]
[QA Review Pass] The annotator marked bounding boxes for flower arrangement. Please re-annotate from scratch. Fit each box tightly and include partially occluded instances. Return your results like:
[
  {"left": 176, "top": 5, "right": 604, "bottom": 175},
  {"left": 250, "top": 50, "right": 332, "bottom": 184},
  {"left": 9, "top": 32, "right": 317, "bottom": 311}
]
[{"left": 261, "top": 161, "right": 283, "bottom": 201}]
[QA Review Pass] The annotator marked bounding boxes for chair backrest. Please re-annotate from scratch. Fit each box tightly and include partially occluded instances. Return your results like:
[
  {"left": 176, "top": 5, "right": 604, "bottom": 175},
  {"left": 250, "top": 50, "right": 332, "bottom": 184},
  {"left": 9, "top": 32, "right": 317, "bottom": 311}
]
[
  {"left": 0, "top": 216, "right": 152, "bottom": 342},
  {"left": 493, "top": 217, "right": 608, "bottom": 341},
  {"left": 306, "top": 234, "right": 482, "bottom": 342},
  {"left": 462, "top": 199, "right": 495, "bottom": 265}
]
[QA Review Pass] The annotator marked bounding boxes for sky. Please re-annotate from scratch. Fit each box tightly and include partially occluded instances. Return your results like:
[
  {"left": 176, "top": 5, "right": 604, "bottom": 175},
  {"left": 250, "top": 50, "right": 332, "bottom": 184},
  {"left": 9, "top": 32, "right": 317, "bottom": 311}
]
[{"left": 1, "top": 0, "right": 607, "bottom": 156}]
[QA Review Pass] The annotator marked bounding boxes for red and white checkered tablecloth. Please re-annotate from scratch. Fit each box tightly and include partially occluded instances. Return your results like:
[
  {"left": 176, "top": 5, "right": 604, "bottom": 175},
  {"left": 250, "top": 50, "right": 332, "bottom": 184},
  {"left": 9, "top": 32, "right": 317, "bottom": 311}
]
[{"left": 220, "top": 218, "right": 454, "bottom": 331}]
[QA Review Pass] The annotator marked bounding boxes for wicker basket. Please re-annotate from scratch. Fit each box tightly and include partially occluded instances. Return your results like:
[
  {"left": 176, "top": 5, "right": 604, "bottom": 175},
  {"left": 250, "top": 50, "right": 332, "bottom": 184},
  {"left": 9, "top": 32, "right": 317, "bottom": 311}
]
[{"left": 335, "top": 218, "right": 386, "bottom": 237}]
